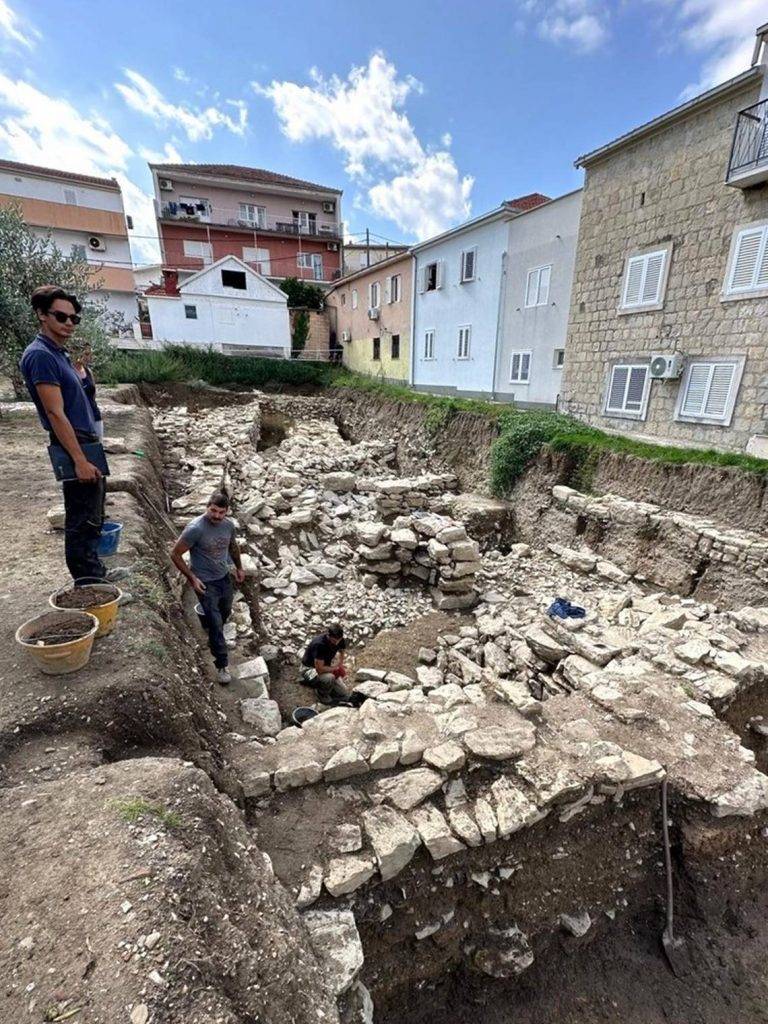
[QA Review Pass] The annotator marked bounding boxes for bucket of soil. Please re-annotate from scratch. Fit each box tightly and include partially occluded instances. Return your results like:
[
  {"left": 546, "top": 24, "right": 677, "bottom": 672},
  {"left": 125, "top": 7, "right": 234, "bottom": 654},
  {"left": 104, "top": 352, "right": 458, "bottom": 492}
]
[
  {"left": 15, "top": 610, "right": 99, "bottom": 675},
  {"left": 49, "top": 581, "right": 122, "bottom": 638}
]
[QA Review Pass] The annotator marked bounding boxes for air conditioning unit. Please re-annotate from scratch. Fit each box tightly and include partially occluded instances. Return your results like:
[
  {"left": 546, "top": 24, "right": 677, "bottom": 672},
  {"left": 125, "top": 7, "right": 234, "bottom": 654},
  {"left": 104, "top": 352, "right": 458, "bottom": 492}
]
[
  {"left": 159, "top": 178, "right": 173, "bottom": 191},
  {"left": 649, "top": 353, "right": 683, "bottom": 379},
  {"left": 368, "top": 307, "right": 380, "bottom": 320},
  {"left": 88, "top": 235, "right": 106, "bottom": 252},
  {"left": 322, "top": 200, "right": 335, "bottom": 213},
  {"left": 341, "top": 330, "right": 351, "bottom": 342},
  {"left": 326, "top": 241, "right": 339, "bottom": 251}
]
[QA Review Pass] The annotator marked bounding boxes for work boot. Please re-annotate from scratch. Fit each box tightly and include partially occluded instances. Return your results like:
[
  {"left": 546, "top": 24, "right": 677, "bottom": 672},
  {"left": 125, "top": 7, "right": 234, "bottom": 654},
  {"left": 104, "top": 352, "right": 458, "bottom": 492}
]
[{"left": 217, "top": 667, "right": 232, "bottom": 685}]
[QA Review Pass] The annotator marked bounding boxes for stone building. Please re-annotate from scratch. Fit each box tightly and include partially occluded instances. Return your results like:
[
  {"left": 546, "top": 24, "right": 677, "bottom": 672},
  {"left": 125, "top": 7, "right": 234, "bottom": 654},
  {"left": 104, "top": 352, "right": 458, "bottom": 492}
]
[{"left": 560, "top": 24, "right": 768, "bottom": 455}]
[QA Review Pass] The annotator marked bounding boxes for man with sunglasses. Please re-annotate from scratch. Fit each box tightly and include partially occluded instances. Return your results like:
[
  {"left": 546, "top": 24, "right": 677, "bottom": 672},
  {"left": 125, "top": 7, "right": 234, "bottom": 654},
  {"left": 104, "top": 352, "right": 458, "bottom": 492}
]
[{"left": 20, "top": 285, "right": 123, "bottom": 584}]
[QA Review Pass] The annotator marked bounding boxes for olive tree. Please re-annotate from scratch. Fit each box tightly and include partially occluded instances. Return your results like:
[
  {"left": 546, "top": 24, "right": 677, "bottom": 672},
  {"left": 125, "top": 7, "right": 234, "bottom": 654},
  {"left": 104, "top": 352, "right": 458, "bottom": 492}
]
[{"left": 0, "top": 202, "right": 112, "bottom": 397}]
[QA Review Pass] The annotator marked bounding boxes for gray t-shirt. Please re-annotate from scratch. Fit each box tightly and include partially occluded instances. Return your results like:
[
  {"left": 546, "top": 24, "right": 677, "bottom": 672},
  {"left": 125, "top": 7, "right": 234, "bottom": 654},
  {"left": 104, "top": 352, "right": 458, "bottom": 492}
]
[{"left": 180, "top": 514, "right": 235, "bottom": 582}]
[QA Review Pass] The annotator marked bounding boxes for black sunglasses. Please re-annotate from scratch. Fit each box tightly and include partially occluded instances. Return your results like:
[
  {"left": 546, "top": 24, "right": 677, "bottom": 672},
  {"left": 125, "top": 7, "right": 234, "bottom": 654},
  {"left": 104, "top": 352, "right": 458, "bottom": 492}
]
[{"left": 50, "top": 310, "right": 81, "bottom": 325}]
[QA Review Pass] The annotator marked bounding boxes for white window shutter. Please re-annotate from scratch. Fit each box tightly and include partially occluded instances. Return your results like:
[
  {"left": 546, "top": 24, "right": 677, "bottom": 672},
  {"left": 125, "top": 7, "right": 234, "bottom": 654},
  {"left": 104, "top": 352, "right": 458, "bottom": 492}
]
[
  {"left": 418, "top": 267, "right": 426, "bottom": 294},
  {"left": 623, "top": 257, "right": 645, "bottom": 306},
  {"left": 756, "top": 232, "right": 768, "bottom": 288},
  {"left": 525, "top": 270, "right": 536, "bottom": 307},
  {"left": 705, "top": 364, "right": 736, "bottom": 418},
  {"left": 539, "top": 265, "right": 551, "bottom": 304},
  {"left": 641, "top": 252, "right": 665, "bottom": 304},
  {"left": 730, "top": 228, "right": 763, "bottom": 291},
  {"left": 385, "top": 277, "right": 392, "bottom": 304},
  {"left": 436, "top": 260, "right": 444, "bottom": 289},
  {"left": 681, "top": 364, "right": 710, "bottom": 416}
]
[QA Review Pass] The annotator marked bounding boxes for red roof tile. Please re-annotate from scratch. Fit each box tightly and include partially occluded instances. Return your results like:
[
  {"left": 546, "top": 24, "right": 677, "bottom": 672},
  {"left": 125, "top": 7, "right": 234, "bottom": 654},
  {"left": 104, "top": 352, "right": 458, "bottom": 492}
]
[
  {"left": 0, "top": 158, "right": 120, "bottom": 190},
  {"left": 150, "top": 162, "right": 343, "bottom": 195},
  {"left": 505, "top": 192, "right": 551, "bottom": 211}
]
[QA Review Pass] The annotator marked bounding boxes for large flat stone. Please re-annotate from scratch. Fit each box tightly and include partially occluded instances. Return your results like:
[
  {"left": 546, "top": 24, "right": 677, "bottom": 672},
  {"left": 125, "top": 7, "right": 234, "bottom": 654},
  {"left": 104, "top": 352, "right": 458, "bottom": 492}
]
[
  {"left": 323, "top": 746, "right": 369, "bottom": 783},
  {"left": 363, "top": 805, "right": 422, "bottom": 880},
  {"left": 374, "top": 767, "right": 444, "bottom": 811},
  {"left": 324, "top": 854, "right": 376, "bottom": 896},
  {"left": 302, "top": 909, "right": 364, "bottom": 995},
  {"left": 464, "top": 723, "right": 536, "bottom": 762},
  {"left": 409, "top": 804, "right": 465, "bottom": 859}
]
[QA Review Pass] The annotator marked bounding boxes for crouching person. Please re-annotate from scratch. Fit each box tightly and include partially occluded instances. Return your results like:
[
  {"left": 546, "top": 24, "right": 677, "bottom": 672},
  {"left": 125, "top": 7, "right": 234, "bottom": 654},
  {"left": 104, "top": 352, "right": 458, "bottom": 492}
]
[
  {"left": 171, "top": 491, "right": 245, "bottom": 685},
  {"left": 300, "top": 623, "right": 349, "bottom": 704}
]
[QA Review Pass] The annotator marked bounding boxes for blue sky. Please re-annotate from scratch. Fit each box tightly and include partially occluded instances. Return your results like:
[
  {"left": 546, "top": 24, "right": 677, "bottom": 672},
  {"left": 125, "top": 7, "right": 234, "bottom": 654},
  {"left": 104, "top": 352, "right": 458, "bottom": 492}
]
[{"left": 0, "top": 0, "right": 762, "bottom": 264}]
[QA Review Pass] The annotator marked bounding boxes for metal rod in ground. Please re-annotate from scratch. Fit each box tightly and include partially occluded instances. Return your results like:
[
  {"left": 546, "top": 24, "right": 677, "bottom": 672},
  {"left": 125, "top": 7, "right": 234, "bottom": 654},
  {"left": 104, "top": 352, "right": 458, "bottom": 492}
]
[{"left": 660, "top": 774, "right": 691, "bottom": 976}]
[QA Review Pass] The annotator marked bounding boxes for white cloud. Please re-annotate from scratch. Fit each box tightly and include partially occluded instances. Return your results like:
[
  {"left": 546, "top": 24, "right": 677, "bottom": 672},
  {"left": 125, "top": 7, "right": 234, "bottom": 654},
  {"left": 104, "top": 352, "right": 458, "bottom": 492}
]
[
  {"left": 256, "top": 52, "right": 473, "bottom": 239},
  {"left": 139, "top": 141, "right": 184, "bottom": 164},
  {"left": 0, "top": 0, "right": 38, "bottom": 49},
  {"left": 657, "top": 0, "right": 765, "bottom": 97},
  {"left": 172, "top": 66, "right": 191, "bottom": 84},
  {"left": 525, "top": 0, "right": 609, "bottom": 53},
  {"left": 115, "top": 69, "right": 248, "bottom": 142},
  {"left": 0, "top": 74, "right": 159, "bottom": 263}
]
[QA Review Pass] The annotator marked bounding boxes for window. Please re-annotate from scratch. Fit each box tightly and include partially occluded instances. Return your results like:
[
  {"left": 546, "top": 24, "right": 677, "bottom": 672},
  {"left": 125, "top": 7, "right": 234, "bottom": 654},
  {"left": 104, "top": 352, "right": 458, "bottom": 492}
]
[
  {"left": 242, "top": 246, "right": 270, "bottom": 275},
  {"left": 389, "top": 274, "right": 401, "bottom": 303},
  {"left": 239, "top": 202, "right": 266, "bottom": 228},
  {"left": 352, "top": 289, "right": 358, "bottom": 310},
  {"left": 424, "top": 330, "right": 435, "bottom": 360},
  {"left": 183, "top": 240, "right": 213, "bottom": 263},
  {"left": 457, "top": 325, "right": 471, "bottom": 360},
  {"left": 297, "top": 253, "right": 323, "bottom": 279},
  {"left": 391, "top": 334, "right": 400, "bottom": 360},
  {"left": 184, "top": 304, "right": 197, "bottom": 320},
  {"left": 293, "top": 210, "right": 317, "bottom": 234},
  {"left": 620, "top": 249, "right": 669, "bottom": 310},
  {"left": 222, "top": 269, "right": 247, "bottom": 290},
  {"left": 604, "top": 364, "right": 650, "bottom": 419},
  {"left": 675, "top": 358, "right": 745, "bottom": 426},
  {"left": 553, "top": 348, "right": 565, "bottom": 369},
  {"left": 421, "top": 261, "right": 442, "bottom": 292},
  {"left": 341, "top": 292, "right": 346, "bottom": 306},
  {"left": 509, "top": 351, "right": 531, "bottom": 384},
  {"left": 525, "top": 265, "right": 551, "bottom": 307},
  {"left": 126, "top": 215, "right": 134, "bottom": 230},
  {"left": 63, "top": 187, "right": 77, "bottom": 205},
  {"left": 461, "top": 248, "right": 477, "bottom": 283},
  {"left": 70, "top": 243, "right": 87, "bottom": 260},
  {"left": 725, "top": 225, "right": 768, "bottom": 296},
  {"left": 372, "top": 337, "right": 381, "bottom": 361},
  {"left": 369, "top": 281, "right": 381, "bottom": 308}
]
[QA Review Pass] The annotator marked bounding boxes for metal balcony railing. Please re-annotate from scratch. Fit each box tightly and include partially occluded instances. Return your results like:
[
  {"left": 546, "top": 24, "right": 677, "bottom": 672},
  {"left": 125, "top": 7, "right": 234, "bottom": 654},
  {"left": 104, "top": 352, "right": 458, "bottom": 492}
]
[
  {"left": 157, "top": 200, "right": 341, "bottom": 238},
  {"left": 728, "top": 98, "right": 768, "bottom": 182}
]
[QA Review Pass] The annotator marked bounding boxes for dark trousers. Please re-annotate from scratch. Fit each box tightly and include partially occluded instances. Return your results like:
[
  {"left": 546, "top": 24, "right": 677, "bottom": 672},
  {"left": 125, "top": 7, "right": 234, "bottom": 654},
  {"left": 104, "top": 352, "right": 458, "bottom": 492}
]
[
  {"left": 63, "top": 477, "right": 106, "bottom": 583},
  {"left": 200, "top": 574, "right": 234, "bottom": 669}
]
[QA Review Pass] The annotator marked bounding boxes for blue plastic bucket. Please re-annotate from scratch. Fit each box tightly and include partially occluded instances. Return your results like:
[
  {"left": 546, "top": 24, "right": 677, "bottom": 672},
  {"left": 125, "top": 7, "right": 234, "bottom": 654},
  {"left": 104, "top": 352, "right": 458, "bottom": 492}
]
[{"left": 97, "top": 521, "right": 123, "bottom": 556}]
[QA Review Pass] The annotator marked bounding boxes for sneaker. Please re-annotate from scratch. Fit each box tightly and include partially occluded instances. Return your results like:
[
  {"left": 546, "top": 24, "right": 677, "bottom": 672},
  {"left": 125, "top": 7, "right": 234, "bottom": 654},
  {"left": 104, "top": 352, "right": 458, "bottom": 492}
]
[
  {"left": 217, "top": 667, "right": 232, "bottom": 685},
  {"left": 106, "top": 566, "right": 132, "bottom": 582}
]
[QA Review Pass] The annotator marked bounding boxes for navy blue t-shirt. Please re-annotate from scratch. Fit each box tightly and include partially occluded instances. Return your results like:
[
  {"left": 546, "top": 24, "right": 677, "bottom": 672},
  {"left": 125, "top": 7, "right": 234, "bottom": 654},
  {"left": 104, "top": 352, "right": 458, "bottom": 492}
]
[{"left": 19, "top": 334, "right": 98, "bottom": 436}]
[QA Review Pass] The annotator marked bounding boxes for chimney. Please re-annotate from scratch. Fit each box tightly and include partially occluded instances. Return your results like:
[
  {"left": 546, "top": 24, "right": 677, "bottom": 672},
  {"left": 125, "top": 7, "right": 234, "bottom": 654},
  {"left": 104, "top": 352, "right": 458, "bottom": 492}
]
[{"left": 162, "top": 269, "right": 178, "bottom": 295}]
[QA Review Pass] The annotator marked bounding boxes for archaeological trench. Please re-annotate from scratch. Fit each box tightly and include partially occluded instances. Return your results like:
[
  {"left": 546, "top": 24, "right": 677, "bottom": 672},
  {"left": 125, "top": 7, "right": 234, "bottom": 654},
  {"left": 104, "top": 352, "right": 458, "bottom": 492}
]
[{"left": 3, "top": 380, "right": 768, "bottom": 1024}]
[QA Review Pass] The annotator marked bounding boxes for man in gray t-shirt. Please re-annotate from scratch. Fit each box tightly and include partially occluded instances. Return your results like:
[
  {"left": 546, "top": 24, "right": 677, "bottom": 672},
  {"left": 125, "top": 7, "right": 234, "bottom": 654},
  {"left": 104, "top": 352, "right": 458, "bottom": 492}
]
[{"left": 171, "top": 491, "right": 245, "bottom": 685}]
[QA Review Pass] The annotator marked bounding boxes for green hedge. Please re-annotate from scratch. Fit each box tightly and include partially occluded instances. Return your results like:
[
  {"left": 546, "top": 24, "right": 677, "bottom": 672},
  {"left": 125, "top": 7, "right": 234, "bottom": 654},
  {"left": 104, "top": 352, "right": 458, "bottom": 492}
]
[
  {"left": 101, "top": 345, "right": 339, "bottom": 388},
  {"left": 102, "top": 351, "right": 768, "bottom": 493}
]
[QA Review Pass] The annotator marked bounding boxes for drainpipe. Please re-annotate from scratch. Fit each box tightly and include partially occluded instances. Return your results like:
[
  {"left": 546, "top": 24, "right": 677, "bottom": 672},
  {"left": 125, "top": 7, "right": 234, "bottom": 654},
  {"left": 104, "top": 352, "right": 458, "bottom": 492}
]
[
  {"left": 490, "top": 249, "right": 508, "bottom": 403},
  {"left": 409, "top": 254, "right": 417, "bottom": 390}
]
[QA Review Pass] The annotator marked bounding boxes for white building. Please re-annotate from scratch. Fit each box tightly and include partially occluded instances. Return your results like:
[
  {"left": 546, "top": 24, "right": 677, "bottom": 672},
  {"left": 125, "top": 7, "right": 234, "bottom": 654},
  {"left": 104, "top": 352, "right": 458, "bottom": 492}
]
[
  {"left": 145, "top": 255, "right": 290, "bottom": 356},
  {"left": 496, "top": 190, "right": 583, "bottom": 407},
  {"left": 411, "top": 194, "right": 548, "bottom": 398},
  {"left": 0, "top": 158, "right": 137, "bottom": 329}
]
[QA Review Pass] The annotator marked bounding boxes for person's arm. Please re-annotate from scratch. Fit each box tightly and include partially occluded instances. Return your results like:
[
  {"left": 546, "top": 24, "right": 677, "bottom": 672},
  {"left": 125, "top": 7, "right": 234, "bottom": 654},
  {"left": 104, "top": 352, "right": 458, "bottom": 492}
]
[
  {"left": 170, "top": 536, "right": 206, "bottom": 595},
  {"left": 337, "top": 648, "right": 346, "bottom": 668},
  {"left": 35, "top": 383, "right": 100, "bottom": 483},
  {"left": 229, "top": 533, "right": 245, "bottom": 584},
  {"left": 314, "top": 656, "right": 333, "bottom": 674}
]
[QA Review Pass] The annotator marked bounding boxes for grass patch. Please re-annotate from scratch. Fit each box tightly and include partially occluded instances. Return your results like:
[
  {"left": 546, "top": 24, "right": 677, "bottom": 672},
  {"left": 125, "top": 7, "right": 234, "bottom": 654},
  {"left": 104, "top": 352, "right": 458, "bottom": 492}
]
[
  {"left": 103, "top": 349, "right": 768, "bottom": 494},
  {"left": 112, "top": 797, "right": 183, "bottom": 828}
]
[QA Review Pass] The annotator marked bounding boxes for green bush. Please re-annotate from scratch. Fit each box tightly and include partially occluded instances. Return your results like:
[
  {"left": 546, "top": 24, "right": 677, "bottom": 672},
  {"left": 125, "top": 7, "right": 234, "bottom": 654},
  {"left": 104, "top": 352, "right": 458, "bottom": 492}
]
[{"left": 101, "top": 344, "right": 339, "bottom": 388}]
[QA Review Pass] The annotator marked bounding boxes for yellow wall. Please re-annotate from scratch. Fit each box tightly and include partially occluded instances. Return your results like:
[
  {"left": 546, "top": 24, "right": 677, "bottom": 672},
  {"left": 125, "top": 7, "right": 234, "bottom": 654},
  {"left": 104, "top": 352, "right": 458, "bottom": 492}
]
[{"left": 327, "top": 252, "right": 412, "bottom": 382}]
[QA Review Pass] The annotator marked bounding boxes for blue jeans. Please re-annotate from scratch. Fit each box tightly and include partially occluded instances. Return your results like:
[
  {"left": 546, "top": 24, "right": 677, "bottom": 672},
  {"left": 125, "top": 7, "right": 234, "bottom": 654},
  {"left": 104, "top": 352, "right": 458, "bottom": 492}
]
[{"left": 200, "top": 574, "right": 234, "bottom": 669}]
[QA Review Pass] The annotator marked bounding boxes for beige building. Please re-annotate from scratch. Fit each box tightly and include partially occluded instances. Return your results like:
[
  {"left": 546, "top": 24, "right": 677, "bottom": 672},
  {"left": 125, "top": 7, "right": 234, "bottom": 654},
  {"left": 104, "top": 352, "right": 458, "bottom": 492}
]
[
  {"left": 561, "top": 23, "right": 768, "bottom": 455},
  {"left": 342, "top": 241, "right": 408, "bottom": 276},
  {"left": 326, "top": 251, "right": 412, "bottom": 382}
]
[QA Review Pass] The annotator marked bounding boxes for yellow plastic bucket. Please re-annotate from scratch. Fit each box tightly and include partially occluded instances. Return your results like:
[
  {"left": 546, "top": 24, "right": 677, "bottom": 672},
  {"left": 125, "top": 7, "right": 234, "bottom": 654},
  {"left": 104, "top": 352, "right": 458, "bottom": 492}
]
[
  {"left": 49, "top": 581, "right": 122, "bottom": 638},
  {"left": 15, "top": 610, "right": 99, "bottom": 675}
]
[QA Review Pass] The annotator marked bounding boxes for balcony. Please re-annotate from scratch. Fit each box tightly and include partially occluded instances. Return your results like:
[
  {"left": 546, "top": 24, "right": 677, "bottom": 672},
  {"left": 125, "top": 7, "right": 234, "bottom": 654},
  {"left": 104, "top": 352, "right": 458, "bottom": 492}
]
[
  {"left": 158, "top": 200, "right": 341, "bottom": 238},
  {"left": 727, "top": 98, "right": 768, "bottom": 187}
]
